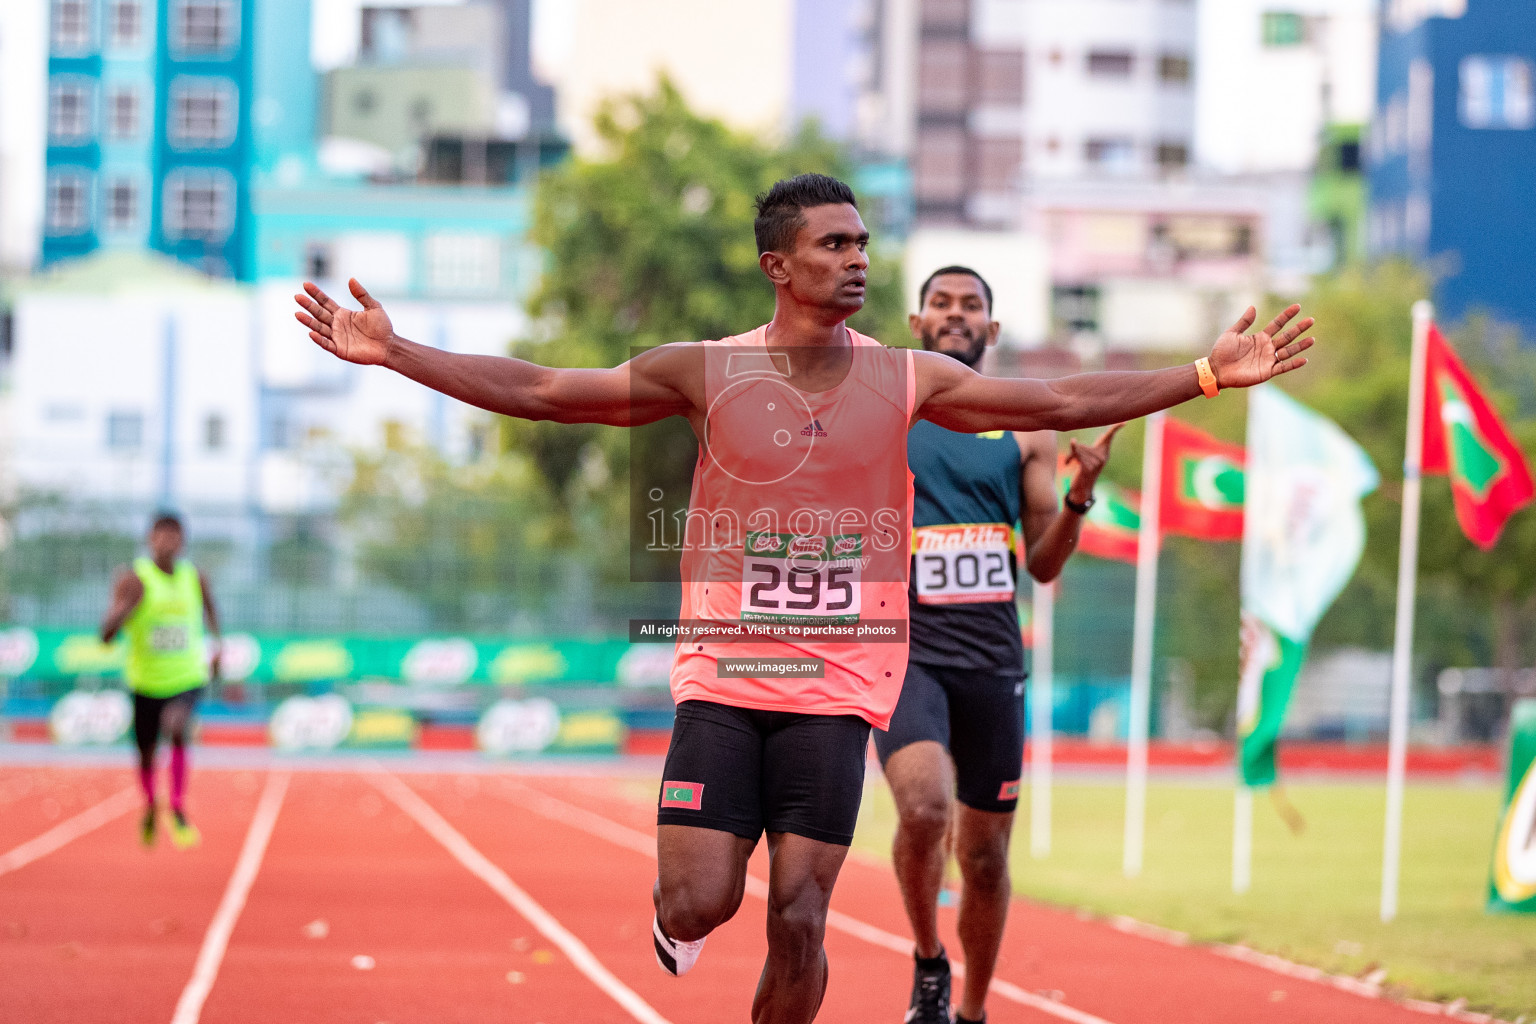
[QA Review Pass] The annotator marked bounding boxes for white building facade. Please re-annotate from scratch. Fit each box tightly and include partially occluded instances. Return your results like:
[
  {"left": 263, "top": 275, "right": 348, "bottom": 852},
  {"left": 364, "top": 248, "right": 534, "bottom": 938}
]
[
  {"left": 1194, "top": 0, "right": 1379, "bottom": 175},
  {"left": 8, "top": 252, "right": 522, "bottom": 513}
]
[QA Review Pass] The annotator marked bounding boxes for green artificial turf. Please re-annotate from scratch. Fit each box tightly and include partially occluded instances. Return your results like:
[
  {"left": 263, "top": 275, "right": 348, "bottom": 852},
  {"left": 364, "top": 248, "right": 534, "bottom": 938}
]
[{"left": 853, "top": 779, "right": 1536, "bottom": 1019}]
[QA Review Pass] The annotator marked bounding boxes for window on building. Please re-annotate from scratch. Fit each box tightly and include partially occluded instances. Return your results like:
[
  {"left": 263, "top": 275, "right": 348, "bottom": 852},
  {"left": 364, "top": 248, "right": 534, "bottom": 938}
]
[
  {"left": 425, "top": 234, "right": 502, "bottom": 295},
  {"left": 105, "top": 179, "right": 138, "bottom": 231},
  {"left": 204, "top": 413, "right": 226, "bottom": 451},
  {"left": 174, "top": 0, "right": 238, "bottom": 53},
  {"left": 920, "top": 0, "right": 969, "bottom": 33},
  {"left": 1337, "top": 139, "right": 1361, "bottom": 172},
  {"left": 1156, "top": 142, "right": 1189, "bottom": 169},
  {"left": 48, "top": 81, "right": 93, "bottom": 142},
  {"left": 976, "top": 50, "right": 1024, "bottom": 105},
  {"left": 1085, "top": 136, "right": 1137, "bottom": 171},
  {"left": 170, "top": 80, "right": 236, "bottom": 145},
  {"left": 1087, "top": 51, "right": 1134, "bottom": 78},
  {"left": 304, "top": 242, "right": 332, "bottom": 280},
  {"left": 106, "top": 411, "right": 145, "bottom": 452},
  {"left": 1053, "top": 285, "right": 1101, "bottom": 336},
  {"left": 1460, "top": 56, "right": 1535, "bottom": 130},
  {"left": 914, "top": 126, "right": 967, "bottom": 204},
  {"left": 1158, "top": 54, "right": 1192, "bottom": 84},
  {"left": 109, "top": 0, "right": 142, "bottom": 46},
  {"left": 353, "top": 89, "right": 377, "bottom": 116},
  {"left": 107, "top": 87, "right": 140, "bottom": 139},
  {"left": 163, "top": 170, "right": 234, "bottom": 240},
  {"left": 918, "top": 39, "right": 968, "bottom": 111},
  {"left": 51, "top": 0, "right": 91, "bottom": 51},
  {"left": 46, "top": 172, "right": 90, "bottom": 233},
  {"left": 1262, "top": 12, "right": 1307, "bottom": 47}
]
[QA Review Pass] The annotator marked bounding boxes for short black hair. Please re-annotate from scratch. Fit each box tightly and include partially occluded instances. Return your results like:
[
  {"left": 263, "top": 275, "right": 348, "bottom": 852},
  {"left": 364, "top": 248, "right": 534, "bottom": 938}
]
[
  {"left": 919, "top": 265, "right": 993, "bottom": 314},
  {"left": 151, "top": 512, "right": 183, "bottom": 533},
  {"left": 753, "top": 173, "right": 858, "bottom": 255}
]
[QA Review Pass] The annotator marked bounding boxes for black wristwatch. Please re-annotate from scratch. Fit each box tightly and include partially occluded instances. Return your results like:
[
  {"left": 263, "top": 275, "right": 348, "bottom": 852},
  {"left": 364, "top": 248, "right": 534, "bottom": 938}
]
[{"left": 1064, "top": 493, "right": 1095, "bottom": 515}]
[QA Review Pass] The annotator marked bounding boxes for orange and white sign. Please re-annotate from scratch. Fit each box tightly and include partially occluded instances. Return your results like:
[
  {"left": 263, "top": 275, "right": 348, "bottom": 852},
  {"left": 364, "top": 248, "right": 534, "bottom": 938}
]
[{"left": 911, "top": 523, "right": 1016, "bottom": 605}]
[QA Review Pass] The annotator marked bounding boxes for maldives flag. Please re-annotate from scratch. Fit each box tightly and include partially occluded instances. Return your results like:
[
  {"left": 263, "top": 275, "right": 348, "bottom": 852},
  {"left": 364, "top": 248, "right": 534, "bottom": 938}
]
[
  {"left": 1059, "top": 457, "right": 1141, "bottom": 562},
  {"left": 1422, "top": 326, "right": 1535, "bottom": 550},
  {"left": 1161, "top": 418, "right": 1246, "bottom": 540}
]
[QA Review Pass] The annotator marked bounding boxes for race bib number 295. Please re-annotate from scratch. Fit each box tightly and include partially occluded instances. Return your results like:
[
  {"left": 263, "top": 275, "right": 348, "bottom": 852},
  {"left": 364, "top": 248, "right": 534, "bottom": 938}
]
[
  {"left": 740, "top": 532, "right": 862, "bottom": 624},
  {"left": 912, "top": 524, "right": 1015, "bottom": 605}
]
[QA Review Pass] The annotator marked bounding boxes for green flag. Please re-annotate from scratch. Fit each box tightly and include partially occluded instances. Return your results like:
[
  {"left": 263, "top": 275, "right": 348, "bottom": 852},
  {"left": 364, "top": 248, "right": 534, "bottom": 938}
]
[{"left": 1237, "top": 388, "right": 1378, "bottom": 787}]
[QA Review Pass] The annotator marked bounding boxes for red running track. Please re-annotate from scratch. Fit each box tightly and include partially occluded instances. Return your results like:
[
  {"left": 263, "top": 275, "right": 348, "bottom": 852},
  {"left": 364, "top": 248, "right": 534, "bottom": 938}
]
[{"left": 0, "top": 764, "right": 1492, "bottom": 1024}]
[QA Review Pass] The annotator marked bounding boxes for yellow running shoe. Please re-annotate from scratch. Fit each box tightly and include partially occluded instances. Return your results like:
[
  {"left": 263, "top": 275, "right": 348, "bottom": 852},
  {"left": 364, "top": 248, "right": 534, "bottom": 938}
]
[
  {"left": 169, "top": 810, "right": 201, "bottom": 850},
  {"left": 139, "top": 806, "right": 157, "bottom": 848}
]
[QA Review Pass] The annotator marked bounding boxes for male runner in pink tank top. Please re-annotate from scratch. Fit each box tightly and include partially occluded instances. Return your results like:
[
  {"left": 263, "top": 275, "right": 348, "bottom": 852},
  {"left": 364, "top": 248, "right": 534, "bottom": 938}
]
[{"left": 295, "top": 172, "right": 1317, "bottom": 1024}]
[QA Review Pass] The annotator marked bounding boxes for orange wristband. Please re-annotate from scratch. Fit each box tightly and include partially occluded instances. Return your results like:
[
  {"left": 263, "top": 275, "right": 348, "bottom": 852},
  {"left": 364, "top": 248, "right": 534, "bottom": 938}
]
[{"left": 1195, "top": 357, "right": 1219, "bottom": 398}]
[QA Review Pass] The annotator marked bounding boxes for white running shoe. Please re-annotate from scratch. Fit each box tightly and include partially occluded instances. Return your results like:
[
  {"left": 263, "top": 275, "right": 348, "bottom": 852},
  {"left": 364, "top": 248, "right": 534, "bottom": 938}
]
[{"left": 652, "top": 914, "right": 706, "bottom": 976}]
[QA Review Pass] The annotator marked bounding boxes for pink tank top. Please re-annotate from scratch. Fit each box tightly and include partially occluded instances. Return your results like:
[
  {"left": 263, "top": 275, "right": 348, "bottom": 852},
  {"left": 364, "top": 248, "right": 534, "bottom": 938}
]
[{"left": 669, "top": 326, "right": 916, "bottom": 729}]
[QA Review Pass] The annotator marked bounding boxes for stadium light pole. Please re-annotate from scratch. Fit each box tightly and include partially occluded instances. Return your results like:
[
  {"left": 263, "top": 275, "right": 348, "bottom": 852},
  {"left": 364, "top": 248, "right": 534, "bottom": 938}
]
[
  {"left": 1030, "top": 577, "right": 1054, "bottom": 858},
  {"left": 1381, "top": 300, "right": 1432, "bottom": 923},
  {"left": 1124, "top": 411, "right": 1165, "bottom": 878}
]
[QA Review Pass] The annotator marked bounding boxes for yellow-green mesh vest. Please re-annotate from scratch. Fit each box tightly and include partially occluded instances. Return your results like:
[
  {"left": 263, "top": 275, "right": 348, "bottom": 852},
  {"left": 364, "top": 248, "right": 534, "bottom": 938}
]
[{"left": 123, "top": 558, "right": 208, "bottom": 697}]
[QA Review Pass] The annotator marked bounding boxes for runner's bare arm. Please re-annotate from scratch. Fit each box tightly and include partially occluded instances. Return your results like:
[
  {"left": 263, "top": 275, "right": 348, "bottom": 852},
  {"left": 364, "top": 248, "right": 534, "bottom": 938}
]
[
  {"left": 293, "top": 279, "right": 695, "bottom": 426},
  {"left": 1017, "top": 424, "right": 1121, "bottom": 583},
  {"left": 100, "top": 569, "right": 143, "bottom": 643},
  {"left": 916, "top": 306, "right": 1314, "bottom": 433},
  {"left": 200, "top": 570, "right": 223, "bottom": 680}
]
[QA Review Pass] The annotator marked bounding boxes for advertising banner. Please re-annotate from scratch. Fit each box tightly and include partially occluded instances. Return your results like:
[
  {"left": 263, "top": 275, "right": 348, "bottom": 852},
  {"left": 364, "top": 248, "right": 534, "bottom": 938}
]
[
  {"left": 1489, "top": 699, "right": 1536, "bottom": 913},
  {"left": 0, "top": 627, "right": 641, "bottom": 687}
]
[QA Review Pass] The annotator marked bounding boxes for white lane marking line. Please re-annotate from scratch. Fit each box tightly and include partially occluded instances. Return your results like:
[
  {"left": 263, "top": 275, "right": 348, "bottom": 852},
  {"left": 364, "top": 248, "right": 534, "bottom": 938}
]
[
  {"left": 372, "top": 772, "right": 674, "bottom": 1024},
  {"left": 503, "top": 782, "right": 1116, "bottom": 1024},
  {"left": 170, "top": 771, "right": 290, "bottom": 1024},
  {"left": 0, "top": 787, "right": 140, "bottom": 877}
]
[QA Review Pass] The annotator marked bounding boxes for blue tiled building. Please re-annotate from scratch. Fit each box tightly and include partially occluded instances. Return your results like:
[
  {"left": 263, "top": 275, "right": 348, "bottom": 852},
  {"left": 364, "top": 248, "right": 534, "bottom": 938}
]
[
  {"left": 1369, "top": 0, "right": 1536, "bottom": 336},
  {"left": 41, "top": 0, "right": 315, "bottom": 279}
]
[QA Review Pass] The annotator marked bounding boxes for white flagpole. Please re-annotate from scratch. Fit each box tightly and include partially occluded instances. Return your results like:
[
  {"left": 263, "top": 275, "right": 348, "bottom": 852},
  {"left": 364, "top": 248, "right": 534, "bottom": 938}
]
[
  {"left": 1124, "top": 411, "right": 1165, "bottom": 877},
  {"left": 1232, "top": 786, "right": 1253, "bottom": 893},
  {"left": 1030, "top": 578, "right": 1055, "bottom": 859},
  {"left": 1381, "top": 300, "right": 1433, "bottom": 923}
]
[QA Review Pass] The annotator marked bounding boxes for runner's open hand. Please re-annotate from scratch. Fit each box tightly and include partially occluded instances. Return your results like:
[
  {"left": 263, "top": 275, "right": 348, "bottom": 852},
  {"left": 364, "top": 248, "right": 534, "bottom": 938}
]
[
  {"left": 1208, "top": 305, "right": 1314, "bottom": 389},
  {"left": 293, "top": 278, "right": 394, "bottom": 365},
  {"left": 1064, "top": 422, "right": 1122, "bottom": 502}
]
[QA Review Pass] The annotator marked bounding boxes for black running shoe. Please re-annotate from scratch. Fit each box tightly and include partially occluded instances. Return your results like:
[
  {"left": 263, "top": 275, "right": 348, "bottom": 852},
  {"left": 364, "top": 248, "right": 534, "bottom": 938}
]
[{"left": 904, "top": 948, "right": 951, "bottom": 1023}]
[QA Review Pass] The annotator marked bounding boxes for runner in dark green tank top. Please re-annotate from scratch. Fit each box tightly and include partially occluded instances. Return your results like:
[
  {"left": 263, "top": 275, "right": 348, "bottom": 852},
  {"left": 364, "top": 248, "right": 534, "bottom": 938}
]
[
  {"left": 878, "top": 268, "right": 1122, "bottom": 1024},
  {"left": 101, "top": 513, "right": 222, "bottom": 849}
]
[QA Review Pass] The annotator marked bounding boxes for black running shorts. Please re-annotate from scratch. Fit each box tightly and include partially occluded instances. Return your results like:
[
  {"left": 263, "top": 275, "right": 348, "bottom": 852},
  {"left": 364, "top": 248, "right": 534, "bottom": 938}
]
[
  {"left": 656, "top": 699, "right": 871, "bottom": 846},
  {"left": 132, "top": 688, "right": 203, "bottom": 758},
  {"left": 872, "top": 661, "right": 1025, "bottom": 813}
]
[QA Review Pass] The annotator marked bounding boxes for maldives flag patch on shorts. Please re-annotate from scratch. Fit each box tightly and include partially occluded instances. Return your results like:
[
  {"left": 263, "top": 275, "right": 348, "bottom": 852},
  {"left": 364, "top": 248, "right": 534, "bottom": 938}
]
[
  {"left": 661, "top": 781, "right": 704, "bottom": 809},
  {"left": 998, "top": 780, "right": 1021, "bottom": 800}
]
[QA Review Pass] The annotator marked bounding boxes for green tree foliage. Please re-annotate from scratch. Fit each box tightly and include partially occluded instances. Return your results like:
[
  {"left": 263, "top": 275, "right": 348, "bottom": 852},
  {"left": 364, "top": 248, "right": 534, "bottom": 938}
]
[
  {"left": 508, "top": 78, "right": 908, "bottom": 520},
  {"left": 340, "top": 441, "right": 566, "bottom": 631},
  {"left": 1102, "top": 261, "right": 1536, "bottom": 729},
  {"left": 1288, "top": 263, "right": 1536, "bottom": 673}
]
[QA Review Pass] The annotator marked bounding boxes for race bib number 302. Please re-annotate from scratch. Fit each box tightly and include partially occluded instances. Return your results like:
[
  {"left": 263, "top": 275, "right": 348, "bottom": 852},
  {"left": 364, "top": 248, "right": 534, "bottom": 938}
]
[
  {"left": 912, "top": 524, "right": 1015, "bottom": 605},
  {"left": 740, "top": 532, "right": 862, "bottom": 624}
]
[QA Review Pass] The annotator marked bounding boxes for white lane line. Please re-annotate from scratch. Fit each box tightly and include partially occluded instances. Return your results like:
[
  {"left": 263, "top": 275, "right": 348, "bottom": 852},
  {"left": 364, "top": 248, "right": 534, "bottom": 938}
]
[
  {"left": 170, "top": 771, "right": 290, "bottom": 1024},
  {"left": 372, "top": 771, "right": 674, "bottom": 1024},
  {"left": 502, "top": 782, "right": 1115, "bottom": 1024},
  {"left": 0, "top": 787, "right": 141, "bottom": 878}
]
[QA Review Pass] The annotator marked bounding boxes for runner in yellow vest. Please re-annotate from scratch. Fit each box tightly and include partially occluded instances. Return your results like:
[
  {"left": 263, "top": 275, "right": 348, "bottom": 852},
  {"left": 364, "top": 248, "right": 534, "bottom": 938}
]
[{"left": 100, "top": 513, "right": 221, "bottom": 848}]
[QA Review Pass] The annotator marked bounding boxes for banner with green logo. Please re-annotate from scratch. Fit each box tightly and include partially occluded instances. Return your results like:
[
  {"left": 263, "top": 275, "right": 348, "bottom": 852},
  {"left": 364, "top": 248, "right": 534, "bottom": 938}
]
[
  {"left": 1238, "top": 388, "right": 1377, "bottom": 787},
  {"left": 0, "top": 627, "right": 654, "bottom": 688},
  {"left": 1489, "top": 699, "right": 1536, "bottom": 913}
]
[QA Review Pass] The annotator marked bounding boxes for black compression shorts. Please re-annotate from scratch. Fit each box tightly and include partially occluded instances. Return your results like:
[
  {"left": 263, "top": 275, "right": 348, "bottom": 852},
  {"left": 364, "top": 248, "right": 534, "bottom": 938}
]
[
  {"left": 132, "top": 688, "right": 203, "bottom": 760},
  {"left": 872, "top": 662, "right": 1025, "bottom": 813},
  {"left": 656, "top": 699, "right": 871, "bottom": 846}
]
